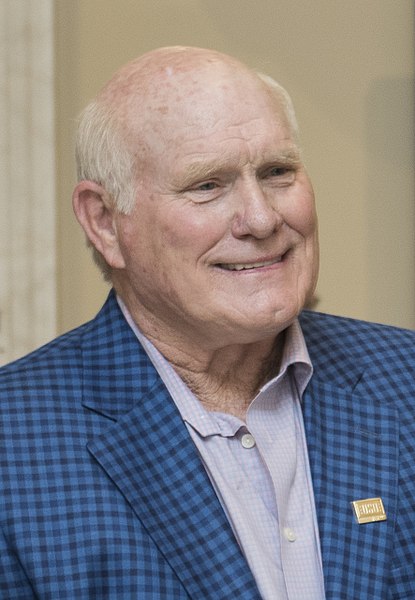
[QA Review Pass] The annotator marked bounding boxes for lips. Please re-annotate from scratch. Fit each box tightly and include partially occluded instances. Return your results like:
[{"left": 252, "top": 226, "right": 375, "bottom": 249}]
[{"left": 217, "top": 256, "right": 283, "bottom": 271}]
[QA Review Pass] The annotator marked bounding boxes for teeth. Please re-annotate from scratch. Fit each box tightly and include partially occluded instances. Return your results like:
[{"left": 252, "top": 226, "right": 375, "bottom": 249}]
[{"left": 220, "top": 257, "right": 282, "bottom": 271}]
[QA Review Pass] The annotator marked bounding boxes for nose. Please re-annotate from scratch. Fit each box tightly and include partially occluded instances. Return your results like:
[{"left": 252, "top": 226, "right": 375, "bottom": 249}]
[{"left": 231, "top": 180, "right": 283, "bottom": 239}]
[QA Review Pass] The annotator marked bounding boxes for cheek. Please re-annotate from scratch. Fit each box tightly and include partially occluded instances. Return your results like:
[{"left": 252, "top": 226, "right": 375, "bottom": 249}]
[
  {"left": 284, "top": 194, "right": 317, "bottom": 238},
  {"left": 159, "top": 208, "right": 226, "bottom": 253}
]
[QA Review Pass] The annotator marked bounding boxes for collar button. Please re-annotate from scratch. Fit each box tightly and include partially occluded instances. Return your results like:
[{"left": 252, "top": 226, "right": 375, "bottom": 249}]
[{"left": 241, "top": 433, "right": 256, "bottom": 449}]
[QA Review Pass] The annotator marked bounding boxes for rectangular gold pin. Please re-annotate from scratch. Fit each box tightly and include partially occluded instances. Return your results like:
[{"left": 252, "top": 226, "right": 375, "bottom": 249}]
[{"left": 352, "top": 497, "right": 387, "bottom": 524}]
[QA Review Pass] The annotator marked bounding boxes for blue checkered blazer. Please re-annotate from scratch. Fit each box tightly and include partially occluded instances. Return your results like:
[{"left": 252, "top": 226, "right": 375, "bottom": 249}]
[{"left": 1, "top": 291, "right": 414, "bottom": 599}]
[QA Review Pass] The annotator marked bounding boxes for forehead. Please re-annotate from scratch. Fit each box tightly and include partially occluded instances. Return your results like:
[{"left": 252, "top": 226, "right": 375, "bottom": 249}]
[{"left": 129, "top": 65, "right": 294, "bottom": 164}]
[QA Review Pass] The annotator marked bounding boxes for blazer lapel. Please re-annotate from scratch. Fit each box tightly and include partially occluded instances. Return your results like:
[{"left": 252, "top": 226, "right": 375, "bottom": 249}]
[
  {"left": 303, "top": 377, "right": 399, "bottom": 599},
  {"left": 81, "top": 293, "right": 260, "bottom": 599},
  {"left": 87, "top": 382, "right": 260, "bottom": 599}
]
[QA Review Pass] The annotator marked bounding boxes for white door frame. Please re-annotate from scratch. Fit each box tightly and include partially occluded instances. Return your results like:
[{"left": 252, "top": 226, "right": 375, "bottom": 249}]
[{"left": 0, "top": 0, "right": 56, "bottom": 365}]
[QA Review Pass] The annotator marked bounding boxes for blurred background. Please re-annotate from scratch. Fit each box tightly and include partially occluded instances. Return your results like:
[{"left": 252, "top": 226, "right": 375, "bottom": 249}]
[{"left": 1, "top": 0, "right": 414, "bottom": 364}]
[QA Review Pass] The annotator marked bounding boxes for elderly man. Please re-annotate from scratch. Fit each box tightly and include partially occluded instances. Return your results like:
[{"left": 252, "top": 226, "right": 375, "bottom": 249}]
[{"left": 1, "top": 47, "right": 414, "bottom": 599}]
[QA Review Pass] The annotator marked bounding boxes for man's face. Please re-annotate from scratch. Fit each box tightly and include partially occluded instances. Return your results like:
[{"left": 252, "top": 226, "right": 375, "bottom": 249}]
[{"left": 113, "top": 66, "right": 319, "bottom": 350}]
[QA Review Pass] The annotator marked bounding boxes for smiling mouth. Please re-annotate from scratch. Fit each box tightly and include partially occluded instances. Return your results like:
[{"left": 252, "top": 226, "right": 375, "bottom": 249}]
[{"left": 217, "top": 256, "right": 283, "bottom": 271}]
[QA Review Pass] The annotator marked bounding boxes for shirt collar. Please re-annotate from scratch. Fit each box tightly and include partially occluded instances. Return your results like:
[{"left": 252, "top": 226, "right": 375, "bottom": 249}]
[
  {"left": 262, "top": 318, "right": 313, "bottom": 397},
  {"left": 117, "top": 295, "right": 313, "bottom": 435}
]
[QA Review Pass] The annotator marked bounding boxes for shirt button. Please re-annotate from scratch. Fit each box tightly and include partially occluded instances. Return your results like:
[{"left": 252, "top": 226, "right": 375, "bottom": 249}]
[
  {"left": 283, "top": 527, "right": 297, "bottom": 542},
  {"left": 241, "top": 433, "right": 256, "bottom": 449}
]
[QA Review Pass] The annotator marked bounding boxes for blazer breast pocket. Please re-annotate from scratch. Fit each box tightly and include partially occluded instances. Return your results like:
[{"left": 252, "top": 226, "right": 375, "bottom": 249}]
[{"left": 389, "top": 564, "right": 415, "bottom": 599}]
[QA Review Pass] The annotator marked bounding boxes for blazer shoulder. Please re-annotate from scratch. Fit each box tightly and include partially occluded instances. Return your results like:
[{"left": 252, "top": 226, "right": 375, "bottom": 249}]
[
  {"left": 0, "top": 292, "right": 120, "bottom": 390},
  {"left": 299, "top": 310, "right": 415, "bottom": 391},
  {"left": 0, "top": 320, "right": 91, "bottom": 394},
  {"left": 300, "top": 309, "right": 414, "bottom": 354}
]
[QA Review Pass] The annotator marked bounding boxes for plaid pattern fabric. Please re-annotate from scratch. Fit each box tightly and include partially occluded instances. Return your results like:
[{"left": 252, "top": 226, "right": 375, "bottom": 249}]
[
  {"left": 0, "top": 291, "right": 260, "bottom": 599},
  {"left": 0, "top": 290, "right": 414, "bottom": 598},
  {"left": 300, "top": 310, "right": 415, "bottom": 599}
]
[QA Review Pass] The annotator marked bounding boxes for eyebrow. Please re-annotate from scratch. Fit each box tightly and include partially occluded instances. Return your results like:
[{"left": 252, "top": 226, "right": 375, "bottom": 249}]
[
  {"left": 174, "top": 148, "right": 302, "bottom": 189},
  {"left": 260, "top": 149, "right": 302, "bottom": 167}
]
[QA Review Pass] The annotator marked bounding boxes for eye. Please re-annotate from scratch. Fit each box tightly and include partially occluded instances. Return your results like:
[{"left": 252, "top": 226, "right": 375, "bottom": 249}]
[
  {"left": 183, "top": 178, "right": 224, "bottom": 204},
  {"left": 267, "top": 166, "right": 293, "bottom": 177},
  {"left": 196, "top": 181, "right": 218, "bottom": 191},
  {"left": 261, "top": 164, "right": 296, "bottom": 185}
]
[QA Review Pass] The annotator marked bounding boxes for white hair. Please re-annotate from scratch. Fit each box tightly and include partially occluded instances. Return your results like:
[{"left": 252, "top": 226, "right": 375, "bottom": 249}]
[
  {"left": 256, "top": 73, "right": 300, "bottom": 144},
  {"left": 75, "top": 100, "right": 139, "bottom": 279},
  {"left": 75, "top": 100, "right": 138, "bottom": 214}
]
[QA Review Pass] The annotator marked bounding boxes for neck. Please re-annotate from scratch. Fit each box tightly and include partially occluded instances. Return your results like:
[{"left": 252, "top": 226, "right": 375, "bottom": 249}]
[
  {"left": 147, "top": 329, "right": 284, "bottom": 421},
  {"left": 116, "top": 288, "right": 286, "bottom": 420}
]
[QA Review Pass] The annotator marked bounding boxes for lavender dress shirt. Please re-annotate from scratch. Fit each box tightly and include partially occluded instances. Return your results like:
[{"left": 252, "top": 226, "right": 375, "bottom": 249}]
[{"left": 118, "top": 298, "right": 325, "bottom": 599}]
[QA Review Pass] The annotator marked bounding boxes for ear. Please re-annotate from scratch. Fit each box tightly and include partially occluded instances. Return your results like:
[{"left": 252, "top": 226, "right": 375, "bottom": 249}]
[{"left": 72, "top": 180, "right": 126, "bottom": 269}]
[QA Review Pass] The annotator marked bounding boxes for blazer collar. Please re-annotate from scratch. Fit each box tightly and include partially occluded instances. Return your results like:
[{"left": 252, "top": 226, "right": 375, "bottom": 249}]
[
  {"left": 81, "top": 292, "right": 261, "bottom": 599},
  {"left": 80, "top": 290, "right": 160, "bottom": 419}
]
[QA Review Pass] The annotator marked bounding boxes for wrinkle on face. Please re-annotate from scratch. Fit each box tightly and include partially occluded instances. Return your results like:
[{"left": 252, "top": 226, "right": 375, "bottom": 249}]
[{"left": 98, "top": 46, "right": 317, "bottom": 353}]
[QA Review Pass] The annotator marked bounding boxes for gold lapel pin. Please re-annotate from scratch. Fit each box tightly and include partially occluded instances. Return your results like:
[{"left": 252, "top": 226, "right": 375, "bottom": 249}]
[{"left": 351, "top": 497, "right": 387, "bottom": 524}]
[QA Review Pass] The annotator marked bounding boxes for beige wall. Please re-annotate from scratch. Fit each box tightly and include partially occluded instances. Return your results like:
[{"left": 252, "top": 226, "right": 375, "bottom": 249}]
[{"left": 55, "top": 0, "right": 415, "bottom": 333}]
